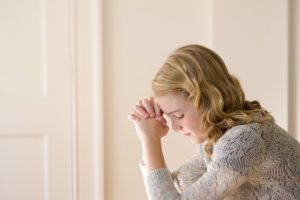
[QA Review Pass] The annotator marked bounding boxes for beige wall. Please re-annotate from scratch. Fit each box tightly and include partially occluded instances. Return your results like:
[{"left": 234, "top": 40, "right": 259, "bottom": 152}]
[
  {"left": 290, "top": 0, "right": 300, "bottom": 141},
  {"left": 103, "top": 0, "right": 300, "bottom": 199},
  {"left": 213, "top": 0, "right": 289, "bottom": 130},
  {"left": 103, "top": 1, "right": 212, "bottom": 199}
]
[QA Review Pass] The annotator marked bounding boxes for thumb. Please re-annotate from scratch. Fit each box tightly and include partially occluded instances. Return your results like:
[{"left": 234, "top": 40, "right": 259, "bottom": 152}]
[{"left": 161, "top": 125, "right": 169, "bottom": 136}]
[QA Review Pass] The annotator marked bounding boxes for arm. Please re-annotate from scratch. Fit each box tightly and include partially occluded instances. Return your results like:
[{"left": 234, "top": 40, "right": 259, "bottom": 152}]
[
  {"left": 171, "top": 152, "right": 207, "bottom": 193},
  {"left": 140, "top": 149, "right": 207, "bottom": 194},
  {"left": 141, "top": 126, "right": 265, "bottom": 200}
]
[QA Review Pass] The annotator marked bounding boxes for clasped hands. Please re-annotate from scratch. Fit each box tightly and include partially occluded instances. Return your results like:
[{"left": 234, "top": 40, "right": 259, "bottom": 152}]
[{"left": 128, "top": 97, "right": 169, "bottom": 143}]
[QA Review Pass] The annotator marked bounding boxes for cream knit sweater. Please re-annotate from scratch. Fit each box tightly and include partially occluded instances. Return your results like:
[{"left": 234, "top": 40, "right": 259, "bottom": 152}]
[{"left": 140, "top": 121, "right": 300, "bottom": 200}]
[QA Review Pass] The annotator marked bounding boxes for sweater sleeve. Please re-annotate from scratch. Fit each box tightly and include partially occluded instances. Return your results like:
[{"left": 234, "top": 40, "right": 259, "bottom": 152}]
[
  {"left": 140, "top": 125, "right": 266, "bottom": 200},
  {"left": 171, "top": 153, "right": 207, "bottom": 193},
  {"left": 139, "top": 152, "right": 207, "bottom": 196}
]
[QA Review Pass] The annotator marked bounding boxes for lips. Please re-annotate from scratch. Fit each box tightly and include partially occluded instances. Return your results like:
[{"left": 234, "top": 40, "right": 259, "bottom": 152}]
[{"left": 184, "top": 132, "right": 191, "bottom": 136}]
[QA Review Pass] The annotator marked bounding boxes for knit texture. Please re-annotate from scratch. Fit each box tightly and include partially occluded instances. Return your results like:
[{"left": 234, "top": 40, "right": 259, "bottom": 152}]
[{"left": 140, "top": 121, "right": 300, "bottom": 200}]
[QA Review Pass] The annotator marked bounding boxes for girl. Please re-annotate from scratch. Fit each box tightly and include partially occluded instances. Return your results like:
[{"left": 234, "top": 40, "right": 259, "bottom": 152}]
[{"left": 128, "top": 44, "right": 300, "bottom": 199}]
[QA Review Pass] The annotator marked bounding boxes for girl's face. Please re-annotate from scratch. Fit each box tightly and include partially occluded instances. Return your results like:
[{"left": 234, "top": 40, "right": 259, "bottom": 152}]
[{"left": 156, "top": 93, "right": 208, "bottom": 144}]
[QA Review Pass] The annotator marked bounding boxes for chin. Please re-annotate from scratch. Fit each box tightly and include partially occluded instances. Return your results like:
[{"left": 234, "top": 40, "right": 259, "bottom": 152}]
[{"left": 191, "top": 137, "right": 206, "bottom": 144}]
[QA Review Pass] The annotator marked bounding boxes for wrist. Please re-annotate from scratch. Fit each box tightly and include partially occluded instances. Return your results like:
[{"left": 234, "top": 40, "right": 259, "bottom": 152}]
[
  {"left": 141, "top": 137, "right": 161, "bottom": 146},
  {"left": 141, "top": 139, "right": 166, "bottom": 172}
]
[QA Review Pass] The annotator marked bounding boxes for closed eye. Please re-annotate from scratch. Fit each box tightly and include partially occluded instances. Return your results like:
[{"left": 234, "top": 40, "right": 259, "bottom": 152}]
[{"left": 174, "top": 114, "right": 184, "bottom": 119}]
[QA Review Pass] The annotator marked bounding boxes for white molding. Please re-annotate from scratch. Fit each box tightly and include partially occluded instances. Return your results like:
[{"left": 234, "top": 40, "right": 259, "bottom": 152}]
[
  {"left": 91, "top": 0, "right": 103, "bottom": 199},
  {"left": 68, "top": 0, "right": 78, "bottom": 199},
  {"left": 71, "top": 0, "right": 104, "bottom": 199}
]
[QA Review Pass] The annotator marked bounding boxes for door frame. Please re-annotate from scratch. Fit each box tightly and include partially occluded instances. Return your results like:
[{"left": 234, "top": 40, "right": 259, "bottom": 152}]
[{"left": 69, "top": 0, "right": 104, "bottom": 199}]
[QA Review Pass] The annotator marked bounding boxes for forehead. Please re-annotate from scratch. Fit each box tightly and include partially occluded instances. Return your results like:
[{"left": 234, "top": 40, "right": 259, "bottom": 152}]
[{"left": 155, "top": 93, "right": 192, "bottom": 113}]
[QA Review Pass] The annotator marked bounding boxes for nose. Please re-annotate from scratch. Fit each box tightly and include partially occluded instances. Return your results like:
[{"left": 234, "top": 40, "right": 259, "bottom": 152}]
[{"left": 172, "top": 121, "right": 182, "bottom": 132}]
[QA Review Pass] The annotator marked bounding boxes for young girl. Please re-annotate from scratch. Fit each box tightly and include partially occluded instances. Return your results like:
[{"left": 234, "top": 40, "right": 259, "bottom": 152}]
[{"left": 128, "top": 44, "right": 300, "bottom": 199}]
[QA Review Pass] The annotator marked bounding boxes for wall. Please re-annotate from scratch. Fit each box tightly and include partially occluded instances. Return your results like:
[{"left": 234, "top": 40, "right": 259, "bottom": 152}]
[
  {"left": 102, "top": 0, "right": 300, "bottom": 199},
  {"left": 213, "top": 0, "right": 289, "bottom": 130},
  {"left": 103, "top": 0, "right": 212, "bottom": 199},
  {"left": 290, "top": 0, "right": 300, "bottom": 141}
]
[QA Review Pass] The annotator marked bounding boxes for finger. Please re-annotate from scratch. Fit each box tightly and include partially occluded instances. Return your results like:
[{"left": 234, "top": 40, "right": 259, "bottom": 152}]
[
  {"left": 154, "top": 116, "right": 167, "bottom": 127},
  {"left": 130, "top": 110, "right": 141, "bottom": 121},
  {"left": 142, "top": 98, "right": 155, "bottom": 118},
  {"left": 149, "top": 97, "right": 156, "bottom": 117},
  {"left": 138, "top": 100, "right": 143, "bottom": 105},
  {"left": 158, "top": 117, "right": 167, "bottom": 125},
  {"left": 129, "top": 111, "right": 141, "bottom": 120},
  {"left": 149, "top": 96, "right": 154, "bottom": 107},
  {"left": 162, "top": 125, "right": 169, "bottom": 136},
  {"left": 133, "top": 105, "right": 149, "bottom": 118},
  {"left": 128, "top": 114, "right": 140, "bottom": 122},
  {"left": 154, "top": 103, "right": 162, "bottom": 118}
]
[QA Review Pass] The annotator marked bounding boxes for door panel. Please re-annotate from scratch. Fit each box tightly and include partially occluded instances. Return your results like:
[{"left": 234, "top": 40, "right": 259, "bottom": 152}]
[
  {"left": 0, "top": 0, "right": 73, "bottom": 199},
  {"left": 0, "top": 135, "right": 46, "bottom": 200}
]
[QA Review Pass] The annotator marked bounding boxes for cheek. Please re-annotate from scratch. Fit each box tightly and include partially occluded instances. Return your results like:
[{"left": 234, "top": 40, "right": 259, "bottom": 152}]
[
  {"left": 184, "top": 115, "right": 203, "bottom": 132},
  {"left": 182, "top": 118, "right": 196, "bottom": 130}
]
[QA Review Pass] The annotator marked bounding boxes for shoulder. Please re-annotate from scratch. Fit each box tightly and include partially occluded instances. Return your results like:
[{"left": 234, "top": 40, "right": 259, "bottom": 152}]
[
  {"left": 213, "top": 123, "right": 267, "bottom": 165},
  {"left": 216, "top": 122, "right": 266, "bottom": 148}
]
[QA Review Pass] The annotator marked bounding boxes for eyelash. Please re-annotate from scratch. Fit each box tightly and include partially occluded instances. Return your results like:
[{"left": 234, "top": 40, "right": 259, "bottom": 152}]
[{"left": 175, "top": 114, "right": 184, "bottom": 119}]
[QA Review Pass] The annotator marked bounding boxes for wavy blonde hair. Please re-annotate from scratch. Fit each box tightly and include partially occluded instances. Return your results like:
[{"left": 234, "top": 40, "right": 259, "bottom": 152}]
[{"left": 152, "top": 44, "right": 273, "bottom": 156}]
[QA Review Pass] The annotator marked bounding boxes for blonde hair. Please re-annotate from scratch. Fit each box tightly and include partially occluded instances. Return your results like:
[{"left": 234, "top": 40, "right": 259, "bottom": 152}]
[{"left": 152, "top": 44, "right": 273, "bottom": 156}]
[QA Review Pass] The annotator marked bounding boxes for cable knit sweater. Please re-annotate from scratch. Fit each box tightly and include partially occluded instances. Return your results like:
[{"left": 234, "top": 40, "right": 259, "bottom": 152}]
[{"left": 139, "top": 121, "right": 300, "bottom": 199}]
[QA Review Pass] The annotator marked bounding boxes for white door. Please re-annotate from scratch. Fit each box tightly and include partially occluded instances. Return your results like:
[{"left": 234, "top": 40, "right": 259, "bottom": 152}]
[{"left": 0, "top": 0, "right": 74, "bottom": 199}]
